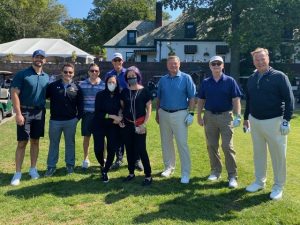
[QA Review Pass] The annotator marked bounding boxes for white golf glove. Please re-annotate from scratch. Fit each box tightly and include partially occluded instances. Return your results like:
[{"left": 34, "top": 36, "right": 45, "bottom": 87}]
[
  {"left": 233, "top": 114, "right": 241, "bottom": 127},
  {"left": 280, "top": 119, "right": 290, "bottom": 135},
  {"left": 185, "top": 112, "right": 194, "bottom": 126}
]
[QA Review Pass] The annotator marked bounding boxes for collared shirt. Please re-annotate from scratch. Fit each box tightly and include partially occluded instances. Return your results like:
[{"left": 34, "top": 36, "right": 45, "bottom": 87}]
[
  {"left": 105, "top": 67, "right": 127, "bottom": 89},
  {"left": 79, "top": 78, "right": 105, "bottom": 112},
  {"left": 157, "top": 70, "right": 196, "bottom": 110},
  {"left": 11, "top": 66, "right": 49, "bottom": 108},
  {"left": 244, "top": 67, "right": 294, "bottom": 121},
  {"left": 197, "top": 73, "right": 241, "bottom": 112}
]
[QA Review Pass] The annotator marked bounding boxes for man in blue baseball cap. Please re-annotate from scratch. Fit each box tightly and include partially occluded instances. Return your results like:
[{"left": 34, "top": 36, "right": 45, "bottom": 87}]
[{"left": 10, "top": 49, "right": 49, "bottom": 186}]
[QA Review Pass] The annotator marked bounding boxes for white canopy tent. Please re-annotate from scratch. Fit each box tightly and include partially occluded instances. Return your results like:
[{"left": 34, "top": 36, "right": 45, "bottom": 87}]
[{"left": 0, "top": 38, "right": 95, "bottom": 64}]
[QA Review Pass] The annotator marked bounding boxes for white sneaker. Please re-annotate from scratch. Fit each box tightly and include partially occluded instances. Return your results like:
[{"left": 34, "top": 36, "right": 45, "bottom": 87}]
[
  {"left": 207, "top": 174, "right": 220, "bottom": 181},
  {"left": 161, "top": 168, "right": 174, "bottom": 177},
  {"left": 228, "top": 178, "right": 238, "bottom": 188},
  {"left": 29, "top": 167, "right": 40, "bottom": 179},
  {"left": 11, "top": 172, "right": 22, "bottom": 186},
  {"left": 246, "top": 182, "right": 265, "bottom": 192},
  {"left": 180, "top": 176, "right": 190, "bottom": 184},
  {"left": 82, "top": 159, "right": 90, "bottom": 169},
  {"left": 270, "top": 189, "right": 283, "bottom": 200}
]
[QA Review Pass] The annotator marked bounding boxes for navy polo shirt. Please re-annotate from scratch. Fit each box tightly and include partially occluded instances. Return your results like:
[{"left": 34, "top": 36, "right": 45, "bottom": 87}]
[
  {"left": 105, "top": 67, "right": 127, "bottom": 89},
  {"left": 11, "top": 66, "right": 49, "bottom": 108},
  {"left": 157, "top": 70, "right": 196, "bottom": 110},
  {"left": 197, "top": 73, "right": 241, "bottom": 112}
]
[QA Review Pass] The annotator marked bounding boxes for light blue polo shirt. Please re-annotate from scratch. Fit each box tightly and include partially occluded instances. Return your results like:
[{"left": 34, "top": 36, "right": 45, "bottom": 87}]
[{"left": 157, "top": 70, "right": 196, "bottom": 110}]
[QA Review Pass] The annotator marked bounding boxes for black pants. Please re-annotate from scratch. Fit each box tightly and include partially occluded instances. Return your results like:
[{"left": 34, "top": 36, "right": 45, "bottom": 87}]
[
  {"left": 93, "top": 123, "right": 119, "bottom": 173},
  {"left": 121, "top": 122, "right": 151, "bottom": 177}
]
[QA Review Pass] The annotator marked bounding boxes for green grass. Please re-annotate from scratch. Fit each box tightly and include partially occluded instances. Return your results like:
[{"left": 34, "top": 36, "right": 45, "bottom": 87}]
[{"left": 0, "top": 107, "right": 300, "bottom": 225}]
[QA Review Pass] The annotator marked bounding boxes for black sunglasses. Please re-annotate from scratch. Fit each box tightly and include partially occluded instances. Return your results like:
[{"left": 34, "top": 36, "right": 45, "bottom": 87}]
[
  {"left": 63, "top": 71, "right": 73, "bottom": 74},
  {"left": 113, "top": 58, "right": 122, "bottom": 62},
  {"left": 211, "top": 61, "right": 222, "bottom": 66},
  {"left": 89, "top": 70, "right": 99, "bottom": 73}
]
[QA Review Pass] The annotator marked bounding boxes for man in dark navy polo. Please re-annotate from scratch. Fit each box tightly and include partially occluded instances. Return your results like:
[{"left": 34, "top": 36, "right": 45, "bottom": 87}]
[
  {"left": 45, "top": 63, "right": 83, "bottom": 176},
  {"left": 156, "top": 55, "right": 196, "bottom": 184},
  {"left": 197, "top": 55, "right": 242, "bottom": 188},
  {"left": 10, "top": 49, "right": 49, "bottom": 186}
]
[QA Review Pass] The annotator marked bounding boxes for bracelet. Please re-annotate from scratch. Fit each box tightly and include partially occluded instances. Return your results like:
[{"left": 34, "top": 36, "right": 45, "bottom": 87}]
[{"left": 105, "top": 114, "right": 110, "bottom": 119}]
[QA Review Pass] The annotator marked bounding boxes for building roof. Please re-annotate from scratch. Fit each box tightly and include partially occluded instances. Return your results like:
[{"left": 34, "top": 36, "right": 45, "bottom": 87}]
[{"left": 104, "top": 12, "right": 214, "bottom": 48}]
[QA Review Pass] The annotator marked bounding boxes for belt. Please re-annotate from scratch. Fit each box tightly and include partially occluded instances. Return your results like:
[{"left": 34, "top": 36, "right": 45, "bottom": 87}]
[
  {"left": 162, "top": 108, "right": 187, "bottom": 113},
  {"left": 208, "top": 110, "right": 228, "bottom": 115},
  {"left": 21, "top": 105, "right": 44, "bottom": 110}
]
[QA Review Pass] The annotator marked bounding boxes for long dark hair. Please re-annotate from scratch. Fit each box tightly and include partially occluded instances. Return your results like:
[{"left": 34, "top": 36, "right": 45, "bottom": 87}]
[{"left": 105, "top": 74, "right": 119, "bottom": 95}]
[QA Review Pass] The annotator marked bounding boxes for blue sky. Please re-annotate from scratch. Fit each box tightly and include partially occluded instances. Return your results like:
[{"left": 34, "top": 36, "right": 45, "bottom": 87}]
[{"left": 57, "top": 0, "right": 182, "bottom": 20}]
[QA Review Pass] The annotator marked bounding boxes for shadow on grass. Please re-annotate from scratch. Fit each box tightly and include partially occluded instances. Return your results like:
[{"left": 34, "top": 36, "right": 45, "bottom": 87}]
[{"left": 5, "top": 175, "right": 270, "bottom": 223}]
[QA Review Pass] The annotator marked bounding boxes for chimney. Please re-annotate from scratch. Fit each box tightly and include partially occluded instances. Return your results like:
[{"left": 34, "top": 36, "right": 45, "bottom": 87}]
[{"left": 156, "top": 1, "right": 163, "bottom": 28}]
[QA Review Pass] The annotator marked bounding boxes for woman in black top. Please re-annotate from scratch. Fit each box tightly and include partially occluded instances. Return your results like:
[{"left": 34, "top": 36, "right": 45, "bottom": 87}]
[
  {"left": 120, "top": 66, "right": 152, "bottom": 186},
  {"left": 93, "top": 75, "right": 122, "bottom": 182}
]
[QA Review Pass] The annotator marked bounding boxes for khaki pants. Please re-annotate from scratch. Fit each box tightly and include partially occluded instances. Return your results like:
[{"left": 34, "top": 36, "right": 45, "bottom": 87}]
[
  {"left": 203, "top": 111, "right": 237, "bottom": 179},
  {"left": 249, "top": 115, "right": 287, "bottom": 190},
  {"left": 158, "top": 109, "right": 191, "bottom": 178}
]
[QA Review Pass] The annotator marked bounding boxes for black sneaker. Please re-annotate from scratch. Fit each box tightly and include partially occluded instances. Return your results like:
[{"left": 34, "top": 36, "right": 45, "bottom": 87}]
[
  {"left": 66, "top": 166, "right": 74, "bottom": 175},
  {"left": 123, "top": 174, "right": 135, "bottom": 182},
  {"left": 142, "top": 177, "right": 152, "bottom": 186},
  {"left": 135, "top": 160, "right": 144, "bottom": 171},
  {"left": 110, "top": 160, "right": 123, "bottom": 170},
  {"left": 101, "top": 171, "right": 109, "bottom": 183},
  {"left": 45, "top": 167, "right": 56, "bottom": 177}
]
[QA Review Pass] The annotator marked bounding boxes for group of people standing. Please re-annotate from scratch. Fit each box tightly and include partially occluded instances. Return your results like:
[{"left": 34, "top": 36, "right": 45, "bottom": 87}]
[{"left": 9, "top": 48, "right": 294, "bottom": 201}]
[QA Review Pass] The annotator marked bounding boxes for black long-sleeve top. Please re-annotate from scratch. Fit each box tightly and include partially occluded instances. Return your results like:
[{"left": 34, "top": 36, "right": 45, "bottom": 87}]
[
  {"left": 93, "top": 89, "right": 121, "bottom": 129},
  {"left": 244, "top": 67, "right": 294, "bottom": 121},
  {"left": 46, "top": 79, "right": 84, "bottom": 121}
]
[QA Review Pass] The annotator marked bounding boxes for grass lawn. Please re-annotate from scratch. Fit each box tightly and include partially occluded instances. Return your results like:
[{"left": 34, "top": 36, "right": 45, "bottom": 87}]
[{"left": 0, "top": 106, "right": 299, "bottom": 225}]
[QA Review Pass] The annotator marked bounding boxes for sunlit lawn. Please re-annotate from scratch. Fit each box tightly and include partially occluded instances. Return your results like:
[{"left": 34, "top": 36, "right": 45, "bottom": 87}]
[{"left": 0, "top": 105, "right": 299, "bottom": 225}]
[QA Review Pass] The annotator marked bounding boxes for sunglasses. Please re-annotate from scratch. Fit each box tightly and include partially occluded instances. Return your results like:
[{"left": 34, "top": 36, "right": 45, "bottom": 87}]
[
  {"left": 89, "top": 70, "right": 99, "bottom": 73},
  {"left": 211, "top": 61, "right": 222, "bottom": 66},
  {"left": 113, "top": 58, "right": 122, "bottom": 62},
  {"left": 63, "top": 71, "right": 73, "bottom": 74}
]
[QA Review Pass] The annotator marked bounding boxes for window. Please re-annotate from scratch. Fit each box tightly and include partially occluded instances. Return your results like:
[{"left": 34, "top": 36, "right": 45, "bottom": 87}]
[
  {"left": 185, "top": 22, "right": 196, "bottom": 38},
  {"left": 216, "top": 45, "right": 229, "bottom": 54},
  {"left": 126, "top": 52, "right": 135, "bottom": 62},
  {"left": 184, "top": 45, "right": 197, "bottom": 54},
  {"left": 127, "top": 30, "right": 137, "bottom": 45},
  {"left": 141, "top": 55, "right": 147, "bottom": 62}
]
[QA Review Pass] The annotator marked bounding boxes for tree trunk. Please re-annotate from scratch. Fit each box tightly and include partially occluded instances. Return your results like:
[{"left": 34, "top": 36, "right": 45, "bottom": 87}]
[{"left": 229, "top": 0, "right": 241, "bottom": 82}]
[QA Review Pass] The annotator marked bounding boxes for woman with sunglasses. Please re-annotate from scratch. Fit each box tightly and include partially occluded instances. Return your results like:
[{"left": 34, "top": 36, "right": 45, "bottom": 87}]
[
  {"left": 120, "top": 66, "right": 152, "bottom": 186},
  {"left": 92, "top": 75, "right": 122, "bottom": 182}
]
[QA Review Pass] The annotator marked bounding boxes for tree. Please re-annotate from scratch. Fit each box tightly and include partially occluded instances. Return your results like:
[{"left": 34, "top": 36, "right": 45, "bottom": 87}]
[
  {"left": 162, "top": 0, "right": 300, "bottom": 80},
  {"left": 0, "top": 0, "right": 68, "bottom": 42},
  {"left": 63, "top": 18, "right": 91, "bottom": 51}
]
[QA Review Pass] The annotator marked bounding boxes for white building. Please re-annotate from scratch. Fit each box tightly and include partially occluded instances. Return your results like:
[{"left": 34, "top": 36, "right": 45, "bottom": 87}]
[{"left": 104, "top": 2, "right": 230, "bottom": 63}]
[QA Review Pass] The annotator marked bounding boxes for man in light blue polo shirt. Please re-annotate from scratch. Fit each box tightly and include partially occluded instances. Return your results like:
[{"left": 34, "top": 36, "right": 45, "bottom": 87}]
[{"left": 156, "top": 55, "right": 196, "bottom": 184}]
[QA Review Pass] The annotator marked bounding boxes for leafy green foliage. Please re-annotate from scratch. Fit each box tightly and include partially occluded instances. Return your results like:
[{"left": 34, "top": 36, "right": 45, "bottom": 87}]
[{"left": 0, "top": 0, "right": 68, "bottom": 42}]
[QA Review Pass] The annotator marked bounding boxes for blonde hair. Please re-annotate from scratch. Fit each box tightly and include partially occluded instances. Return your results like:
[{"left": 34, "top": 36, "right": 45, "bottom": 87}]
[{"left": 251, "top": 48, "right": 269, "bottom": 57}]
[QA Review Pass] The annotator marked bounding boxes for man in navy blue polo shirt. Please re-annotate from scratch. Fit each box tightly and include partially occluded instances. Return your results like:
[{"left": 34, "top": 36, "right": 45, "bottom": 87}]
[
  {"left": 156, "top": 55, "right": 196, "bottom": 184},
  {"left": 197, "top": 55, "right": 242, "bottom": 188},
  {"left": 10, "top": 49, "right": 49, "bottom": 186}
]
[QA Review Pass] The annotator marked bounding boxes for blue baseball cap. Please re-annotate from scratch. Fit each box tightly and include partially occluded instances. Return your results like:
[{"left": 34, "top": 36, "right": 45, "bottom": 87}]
[{"left": 32, "top": 49, "right": 46, "bottom": 58}]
